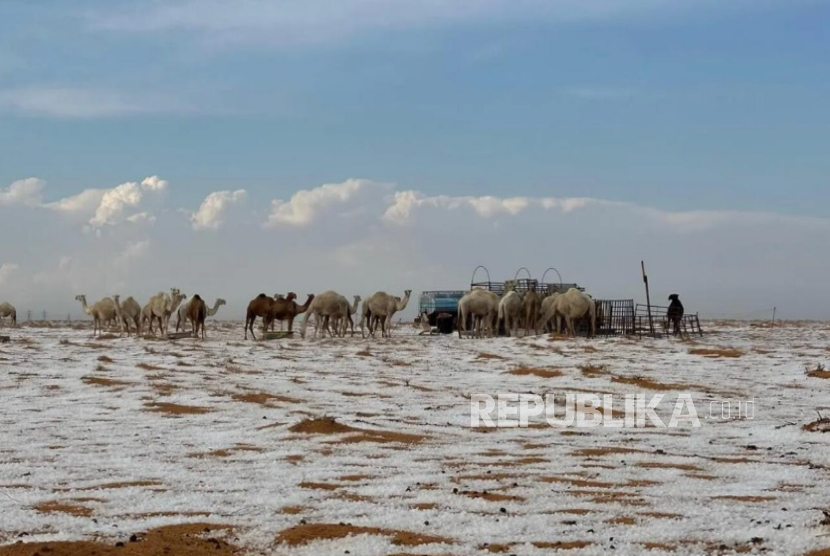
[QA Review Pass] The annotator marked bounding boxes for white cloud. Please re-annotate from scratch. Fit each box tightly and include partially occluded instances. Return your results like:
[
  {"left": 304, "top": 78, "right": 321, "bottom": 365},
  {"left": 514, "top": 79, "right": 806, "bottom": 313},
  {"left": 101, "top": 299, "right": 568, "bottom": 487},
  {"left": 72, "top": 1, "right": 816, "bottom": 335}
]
[
  {"left": 0, "top": 178, "right": 44, "bottom": 207},
  {"left": 191, "top": 189, "right": 247, "bottom": 230},
  {"left": 2, "top": 175, "right": 830, "bottom": 320},
  {"left": 45, "top": 188, "right": 108, "bottom": 215},
  {"left": 0, "top": 88, "right": 185, "bottom": 119},
  {"left": 266, "top": 179, "right": 390, "bottom": 228}
]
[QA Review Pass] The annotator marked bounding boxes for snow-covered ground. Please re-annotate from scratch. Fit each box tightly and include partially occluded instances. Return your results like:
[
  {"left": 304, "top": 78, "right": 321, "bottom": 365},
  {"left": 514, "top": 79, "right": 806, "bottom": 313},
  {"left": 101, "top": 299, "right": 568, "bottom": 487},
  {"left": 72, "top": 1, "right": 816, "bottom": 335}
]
[{"left": 0, "top": 320, "right": 829, "bottom": 555}]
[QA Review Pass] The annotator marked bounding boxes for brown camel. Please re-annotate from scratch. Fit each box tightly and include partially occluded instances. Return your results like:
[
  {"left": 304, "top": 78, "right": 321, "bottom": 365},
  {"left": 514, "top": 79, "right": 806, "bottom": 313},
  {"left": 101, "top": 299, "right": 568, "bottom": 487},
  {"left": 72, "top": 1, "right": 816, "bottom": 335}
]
[
  {"left": 245, "top": 292, "right": 297, "bottom": 339},
  {"left": 188, "top": 294, "right": 207, "bottom": 340},
  {"left": 271, "top": 293, "right": 314, "bottom": 333}
]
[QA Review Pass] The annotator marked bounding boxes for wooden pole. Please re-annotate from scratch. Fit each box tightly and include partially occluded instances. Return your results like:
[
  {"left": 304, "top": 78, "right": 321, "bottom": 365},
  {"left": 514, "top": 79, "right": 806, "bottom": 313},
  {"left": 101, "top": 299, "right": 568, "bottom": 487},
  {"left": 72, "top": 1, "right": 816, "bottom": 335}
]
[
  {"left": 771, "top": 306, "right": 776, "bottom": 327},
  {"left": 641, "top": 261, "right": 655, "bottom": 336}
]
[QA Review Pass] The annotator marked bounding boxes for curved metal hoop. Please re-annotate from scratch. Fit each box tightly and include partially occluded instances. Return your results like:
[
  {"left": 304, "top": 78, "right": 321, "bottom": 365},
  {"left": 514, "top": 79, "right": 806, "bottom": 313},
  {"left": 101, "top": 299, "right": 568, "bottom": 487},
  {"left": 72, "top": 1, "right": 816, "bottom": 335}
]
[
  {"left": 541, "top": 267, "right": 563, "bottom": 286},
  {"left": 514, "top": 267, "right": 532, "bottom": 281},
  {"left": 470, "top": 265, "right": 491, "bottom": 285}
]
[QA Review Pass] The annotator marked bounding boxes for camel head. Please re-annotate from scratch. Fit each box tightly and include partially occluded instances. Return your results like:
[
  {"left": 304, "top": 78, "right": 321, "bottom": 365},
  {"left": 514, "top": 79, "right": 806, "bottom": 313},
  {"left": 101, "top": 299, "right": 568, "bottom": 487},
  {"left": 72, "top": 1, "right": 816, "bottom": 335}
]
[
  {"left": 75, "top": 294, "right": 86, "bottom": 303},
  {"left": 286, "top": 292, "right": 298, "bottom": 302},
  {"left": 668, "top": 293, "right": 679, "bottom": 301},
  {"left": 112, "top": 294, "right": 120, "bottom": 303},
  {"left": 217, "top": 299, "right": 227, "bottom": 306}
]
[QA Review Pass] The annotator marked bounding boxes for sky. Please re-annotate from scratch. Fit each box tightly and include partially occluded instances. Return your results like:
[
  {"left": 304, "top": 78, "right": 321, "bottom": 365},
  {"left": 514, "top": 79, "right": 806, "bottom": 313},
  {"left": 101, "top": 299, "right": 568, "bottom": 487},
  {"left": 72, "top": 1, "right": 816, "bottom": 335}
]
[{"left": 1, "top": 0, "right": 829, "bottom": 321}]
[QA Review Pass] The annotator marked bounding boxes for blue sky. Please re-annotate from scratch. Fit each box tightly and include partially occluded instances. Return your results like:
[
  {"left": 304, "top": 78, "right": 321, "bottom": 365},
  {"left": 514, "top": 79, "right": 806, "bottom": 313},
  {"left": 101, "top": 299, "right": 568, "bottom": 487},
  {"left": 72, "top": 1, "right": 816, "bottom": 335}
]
[
  {"left": 1, "top": 1, "right": 830, "bottom": 319},
  {"left": 2, "top": 0, "right": 828, "bottom": 213}
]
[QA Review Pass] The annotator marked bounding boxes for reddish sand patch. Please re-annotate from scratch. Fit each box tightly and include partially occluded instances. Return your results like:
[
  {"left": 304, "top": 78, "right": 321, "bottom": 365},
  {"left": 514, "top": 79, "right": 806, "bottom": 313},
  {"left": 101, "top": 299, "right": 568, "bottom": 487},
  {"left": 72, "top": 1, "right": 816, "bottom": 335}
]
[
  {"left": 144, "top": 402, "right": 211, "bottom": 415},
  {"left": 0, "top": 523, "right": 236, "bottom": 556},
  {"left": 411, "top": 503, "right": 440, "bottom": 510},
  {"left": 711, "top": 495, "right": 776, "bottom": 503},
  {"left": 543, "top": 477, "right": 616, "bottom": 489},
  {"left": 136, "top": 362, "right": 164, "bottom": 371},
  {"left": 642, "top": 542, "right": 678, "bottom": 551},
  {"left": 280, "top": 506, "right": 304, "bottom": 515},
  {"left": 476, "top": 352, "right": 506, "bottom": 360},
  {"left": 299, "top": 482, "right": 340, "bottom": 491},
  {"left": 580, "top": 364, "right": 608, "bottom": 377},
  {"left": 572, "top": 447, "right": 648, "bottom": 457},
  {"left": 459, "top": 490, "right": 525, "bottom": 502},
  {"left": 76, "top": 480, "right": 163, "bottom": 490},
  {"left": 606, "top": 516, "right": 637, "bottom": 525},
  {"left": 533, "top": 541, "right": 593, "bottom": 550},
  {"left": 274, "top": 523, "right": 452, "bottom": 547},
  {"left": 507, "top": 367, "right": 563, "bottom": 378},
  {"left": 611, "top": 376, "right": 700, "bottom": 391},
  {"left": 688, "top": 347, "right": 744, "bottom": 358},
  {"left": 82, "top": 376, "right": 131, "bottom": 388},
  {"left": 291, "top": 417, "right": 428, "bottom": 444},
  {"left": 33, "top": 500, "right": 95, "bottom": 517},
  {"left": 480, "top": 543, "right": 512, "bottom": 553},
  {"left": 636, "top": 462, "right": 703, "bottom": 472}
]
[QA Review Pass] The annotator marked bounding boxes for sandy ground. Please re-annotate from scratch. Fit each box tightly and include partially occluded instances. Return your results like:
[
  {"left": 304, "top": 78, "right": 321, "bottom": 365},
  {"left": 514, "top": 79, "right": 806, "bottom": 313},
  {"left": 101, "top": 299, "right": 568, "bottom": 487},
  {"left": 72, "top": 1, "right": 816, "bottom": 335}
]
[{"left": 0, "top": 319, "right": 829, "bottom": 555}]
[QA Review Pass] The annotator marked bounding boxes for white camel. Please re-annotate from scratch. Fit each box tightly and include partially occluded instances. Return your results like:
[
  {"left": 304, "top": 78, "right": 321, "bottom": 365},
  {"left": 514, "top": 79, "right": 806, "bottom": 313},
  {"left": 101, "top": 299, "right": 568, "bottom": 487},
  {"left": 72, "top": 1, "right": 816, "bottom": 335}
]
[
  {"left": 175, "top": 298, "right": 226, "bottom": 332},
  {"left": 140, "top": 288, "right": 184, "bottom": 338},
  {"left": 300, "top": 290, "right": 350, "bottom": 339},
  {"left": 333, "top": 295, "right": 361, "bottom": 337},
  {"left": 497, "top": 290, "right": 523, "bottom": 337},
  {"left": 457, "top": 289, "right": 500, "bottom": 338},
  {"left": 360, "top": 289, "right": 412, "bottom": 338},
  {"left": 112, "top": 294, "right": 142, "bottom": 336},
  {"left": 75, "top": 294, "right": 117, "bottom": 336},
  {"left": 0, "top": 302, "right": 16, "bottom": 327},
  {"left": 547, "top": 288, "right": 596, "bottom": 337}
]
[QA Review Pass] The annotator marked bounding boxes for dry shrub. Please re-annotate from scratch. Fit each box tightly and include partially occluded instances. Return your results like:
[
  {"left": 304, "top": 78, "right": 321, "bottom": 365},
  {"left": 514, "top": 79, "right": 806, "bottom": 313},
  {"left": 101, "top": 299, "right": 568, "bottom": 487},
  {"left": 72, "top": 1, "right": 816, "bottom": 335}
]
[
  {"left": 97, "top": 355, "right": 114, "bottom": 363},
  {"left": 806, "top": 363, "right": 830, "bottom": 379}
]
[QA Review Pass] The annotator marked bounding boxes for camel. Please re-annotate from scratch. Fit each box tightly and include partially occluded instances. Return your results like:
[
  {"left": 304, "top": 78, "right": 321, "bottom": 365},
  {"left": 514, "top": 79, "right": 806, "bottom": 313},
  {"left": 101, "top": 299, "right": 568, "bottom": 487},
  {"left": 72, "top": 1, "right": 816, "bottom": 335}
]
[
  {"left": 176, "top": 298, "right": 226, "bottom": 332},
  {"left": 75, "top": 294, "right": 117, "bottom": 336},
  {"left": 188, "top": 294, "right": 207, "bottom": 340},
  {"left": 333, "top": 295, "right": 361, "bottom": 337},
  {"left": 0, "top": 302, "right": 16, "bottom": 327},
  {"left": 112, "top": 295, "right": 142, "bottom": 336},
  {"left": 537, "top": 292, "right": 561, "bottom": 332},
  {"left": 497, "top": 290, "right": 523, "bottom": 337},
  {"left": 521, "top": 286, "right": 540, "bottom": 336},
  {"left": 457, "top": 289, "right": 500, "bottom": 338},
  {"left": 360, "top": 289, "right": 412, "bottom": 338},
  {"left": 140, "top": 288, "right": 185, "bottom": 338},
  {"left": 550, "top": 288, "right": 596, "bottom": 337},
  {"left": 245, "top": 292, "right": 296, "bottom": 340},
  {"left": 300, "top": 291, "right": 350, "bottom": 339},
  {"left": 271, "top": 294, "right": 314, "bottom": 333}
]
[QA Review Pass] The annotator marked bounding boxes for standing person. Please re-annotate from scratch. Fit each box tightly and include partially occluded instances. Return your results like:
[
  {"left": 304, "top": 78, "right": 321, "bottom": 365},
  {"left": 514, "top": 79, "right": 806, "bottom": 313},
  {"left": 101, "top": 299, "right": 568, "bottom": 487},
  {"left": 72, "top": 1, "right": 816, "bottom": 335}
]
[{"left": 667, "top": 294, "right": 684, "bottom": 336}]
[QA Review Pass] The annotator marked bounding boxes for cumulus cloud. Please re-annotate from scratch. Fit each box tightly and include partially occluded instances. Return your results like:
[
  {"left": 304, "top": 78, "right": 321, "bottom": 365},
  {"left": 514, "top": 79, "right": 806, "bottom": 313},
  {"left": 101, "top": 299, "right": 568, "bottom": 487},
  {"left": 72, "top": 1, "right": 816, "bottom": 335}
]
[
  {"left": 266, "top": 179, "right": 391, "bottom": 228},
  {"left": 191, "top": 189, "right": 247, "bottom": 230},
  {"left": 0, "top": 178, "right": 45, "bottom": 207}
]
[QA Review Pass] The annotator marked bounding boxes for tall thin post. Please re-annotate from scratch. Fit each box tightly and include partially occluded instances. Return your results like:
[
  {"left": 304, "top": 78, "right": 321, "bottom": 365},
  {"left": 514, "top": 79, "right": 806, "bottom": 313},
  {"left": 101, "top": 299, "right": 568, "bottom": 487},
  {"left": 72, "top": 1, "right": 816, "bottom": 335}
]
[
  {"left": 771, "top": 306, "right": 776, "bottom": 328},
  {"left": 641, "top": 261, "right": 655, "bottom": 336}
]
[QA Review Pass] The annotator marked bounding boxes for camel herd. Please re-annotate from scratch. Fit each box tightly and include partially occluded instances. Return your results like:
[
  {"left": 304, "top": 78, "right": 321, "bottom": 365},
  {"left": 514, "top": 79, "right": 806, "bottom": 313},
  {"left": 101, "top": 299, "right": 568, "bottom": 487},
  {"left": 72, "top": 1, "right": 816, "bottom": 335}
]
[
  {"left": 458, "top": 283, "right": 597, "bottom": 339},
  {"left": 0, "top": 282, "right": 597, "bottom": 341},
  {"left": 72, "top": 290, "right": 226, "bottom": 339},
  {"left": 244, "top": 289, "right": 412, "bottom": 340}
]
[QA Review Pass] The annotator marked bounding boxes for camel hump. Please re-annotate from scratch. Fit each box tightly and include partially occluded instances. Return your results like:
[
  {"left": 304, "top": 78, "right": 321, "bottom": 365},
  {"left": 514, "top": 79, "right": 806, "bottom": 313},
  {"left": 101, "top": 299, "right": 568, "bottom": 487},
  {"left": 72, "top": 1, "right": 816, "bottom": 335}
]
[{"left": 193, "top": 294, "right": 202, "bottom": 301}]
